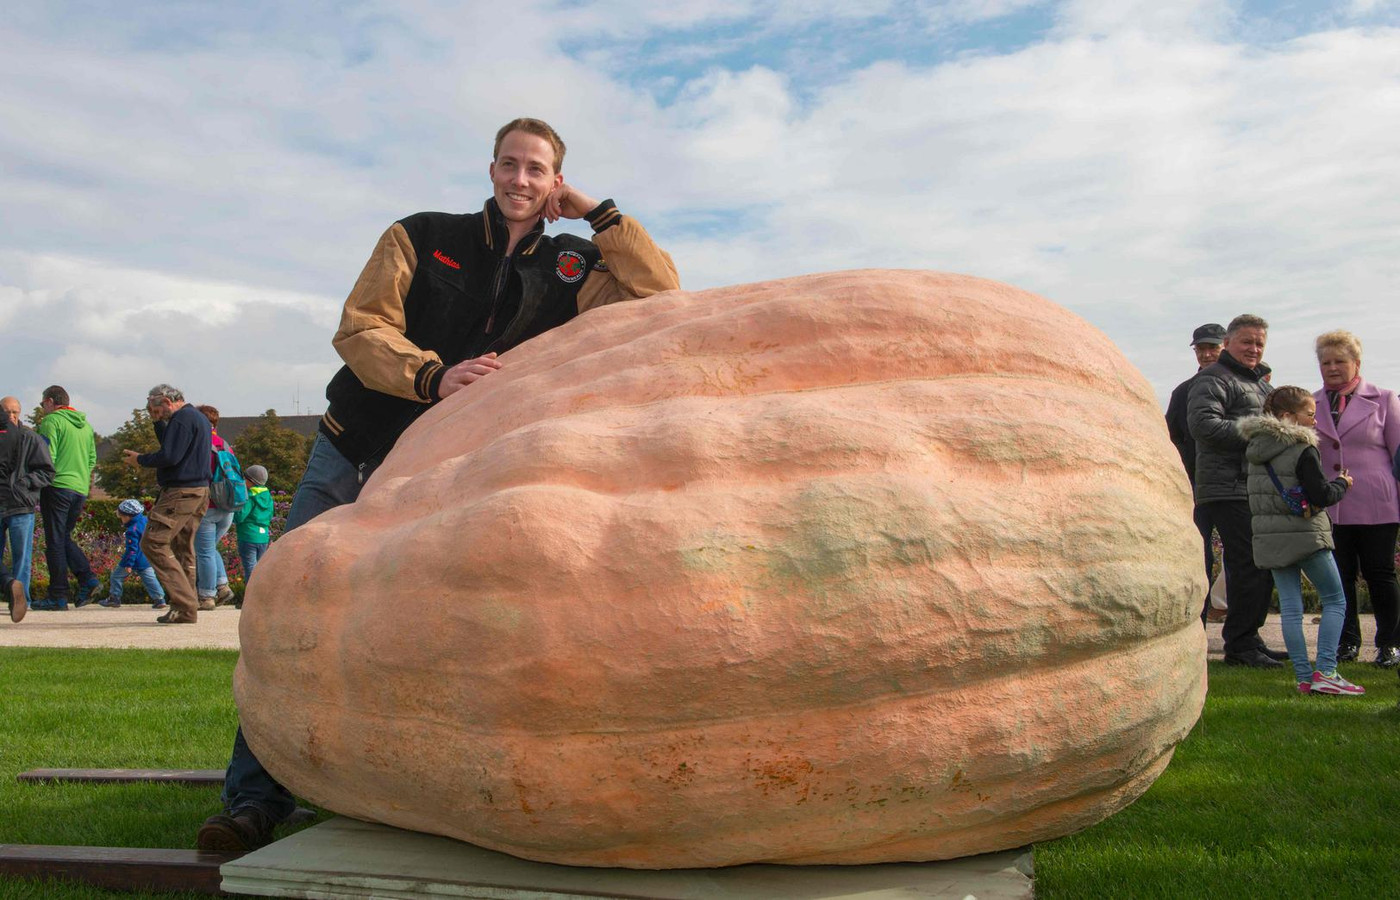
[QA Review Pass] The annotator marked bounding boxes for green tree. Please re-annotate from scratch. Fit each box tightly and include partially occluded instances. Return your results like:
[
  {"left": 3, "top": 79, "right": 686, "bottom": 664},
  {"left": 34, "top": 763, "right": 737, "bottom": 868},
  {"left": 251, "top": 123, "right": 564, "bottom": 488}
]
[
  {"left": 94, "top": 408, "right": 159, "bottom": 498},
  {"left": 232, "top": 409, "right": 310, "bottom": 491}
]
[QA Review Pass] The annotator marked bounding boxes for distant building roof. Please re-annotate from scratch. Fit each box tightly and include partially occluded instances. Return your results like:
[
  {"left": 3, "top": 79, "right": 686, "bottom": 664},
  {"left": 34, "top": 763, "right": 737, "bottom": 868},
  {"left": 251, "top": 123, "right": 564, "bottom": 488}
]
[{"left": 216, "top": 414, "right": 322, "bottom": 444}]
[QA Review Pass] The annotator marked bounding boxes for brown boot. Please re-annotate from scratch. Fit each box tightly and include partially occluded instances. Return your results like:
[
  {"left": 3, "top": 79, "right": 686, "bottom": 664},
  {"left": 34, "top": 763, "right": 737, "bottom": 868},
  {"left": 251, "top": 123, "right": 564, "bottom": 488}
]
[
  {"left": 197, "top": 808, "right": 276, "bottom": 852},
  {"left": 198, "top": 596, "right": 217, "bottom": 611},
  {"left": 7, "top": 580, "right": 26, "bottom": 624},
  {"left": 214, "top": 584, "right": 236, "bottom": 606}
]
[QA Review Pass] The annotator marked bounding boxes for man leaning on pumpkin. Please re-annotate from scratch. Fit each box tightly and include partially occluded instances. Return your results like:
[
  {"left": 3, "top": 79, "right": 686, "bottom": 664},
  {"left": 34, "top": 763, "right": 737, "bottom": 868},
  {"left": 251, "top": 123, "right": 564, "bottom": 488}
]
[{"left": 196, "top": 117, "right": 681, "bottom": 852}]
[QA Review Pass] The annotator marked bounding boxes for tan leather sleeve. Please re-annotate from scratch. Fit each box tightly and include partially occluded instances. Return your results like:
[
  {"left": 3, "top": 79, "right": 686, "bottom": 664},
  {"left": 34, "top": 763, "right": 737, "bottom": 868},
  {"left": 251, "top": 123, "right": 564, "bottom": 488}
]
[
  {"left": 576, "top": 216, "right": 681, "bottom": 314},
  {"left": 332, "top": 223, "right": 444, "bottom": 401}
]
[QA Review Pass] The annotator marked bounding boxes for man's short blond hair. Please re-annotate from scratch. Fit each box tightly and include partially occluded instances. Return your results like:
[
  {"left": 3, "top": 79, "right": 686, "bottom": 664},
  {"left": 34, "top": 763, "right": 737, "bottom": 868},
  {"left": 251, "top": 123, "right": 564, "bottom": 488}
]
[
  {"left": 493, "top": 118, "right": 566, "bottom": 173},
  {"left": 1315, "top": 329, "right": 1362, "bottom": 364}
]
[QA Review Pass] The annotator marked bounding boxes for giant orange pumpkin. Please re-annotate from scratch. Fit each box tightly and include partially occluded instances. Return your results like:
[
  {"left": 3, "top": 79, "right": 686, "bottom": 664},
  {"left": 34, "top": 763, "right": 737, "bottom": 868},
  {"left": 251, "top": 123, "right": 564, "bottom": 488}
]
[{"left": 236, "top": 270, "right": 1205, "bottom": 869}]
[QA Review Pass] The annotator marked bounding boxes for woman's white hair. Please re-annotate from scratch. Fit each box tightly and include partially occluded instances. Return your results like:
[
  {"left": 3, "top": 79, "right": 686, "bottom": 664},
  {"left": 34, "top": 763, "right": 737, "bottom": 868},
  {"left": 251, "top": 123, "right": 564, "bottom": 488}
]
[{"left": 1314, "top": 330, "right": 1362, "bottom": 364}]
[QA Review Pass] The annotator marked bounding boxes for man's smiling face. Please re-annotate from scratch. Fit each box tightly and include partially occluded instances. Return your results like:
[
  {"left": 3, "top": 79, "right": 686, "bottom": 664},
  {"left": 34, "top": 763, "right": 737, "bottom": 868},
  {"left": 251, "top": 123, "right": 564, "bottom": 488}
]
[{"left": 489, "top": 130, "right": 563, "bottom": 227}]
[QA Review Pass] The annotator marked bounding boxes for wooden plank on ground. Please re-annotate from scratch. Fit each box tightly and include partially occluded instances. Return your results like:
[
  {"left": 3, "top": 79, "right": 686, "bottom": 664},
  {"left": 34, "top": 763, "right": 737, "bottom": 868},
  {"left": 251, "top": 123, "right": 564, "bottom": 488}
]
[
  {"left": 0, "top": 844, "right": 240, "bottom": 895},
  {"left": 17, "top": 767, "right": 224, "bottom": 785}
]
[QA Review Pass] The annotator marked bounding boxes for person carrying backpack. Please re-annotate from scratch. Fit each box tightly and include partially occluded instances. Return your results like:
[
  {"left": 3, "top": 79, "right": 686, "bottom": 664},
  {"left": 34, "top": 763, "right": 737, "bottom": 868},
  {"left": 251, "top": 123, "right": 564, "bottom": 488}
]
[{"left": 195, "top": 405, "right": 242, "bottom": 609}]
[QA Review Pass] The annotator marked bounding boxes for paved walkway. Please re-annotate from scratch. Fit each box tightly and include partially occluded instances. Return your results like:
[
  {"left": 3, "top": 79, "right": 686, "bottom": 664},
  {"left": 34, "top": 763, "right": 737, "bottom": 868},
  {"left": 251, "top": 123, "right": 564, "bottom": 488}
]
[
  {"left": 1, "top": 603, "right": 1380, "bottom": 659},
  {"left": 2, "top": 602, "right": 242, "bottom": 650}
]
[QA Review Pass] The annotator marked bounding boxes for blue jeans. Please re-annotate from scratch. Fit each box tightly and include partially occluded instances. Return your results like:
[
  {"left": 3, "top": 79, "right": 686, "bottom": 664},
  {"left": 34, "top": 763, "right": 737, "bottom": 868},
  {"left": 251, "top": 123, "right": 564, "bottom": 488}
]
[
  {"left": 0, "top": 512, "right": 35, "bottom": 601},
  {"left": 107, "top": 565, "right": 166, "bottom": 603},
  {"left": 1272, "top": 549, "right": 1348, "bottom": 683},
  {"left": 40, "top": 487, "right": 95, "bottom": 600},
  {"left": 223, "top": 434, "right": 367, "bottom": 821},
  {"left": 238, "top": 541, "right": 269, "bottom": 580},
  {"left": 196, "top": 507, "right": 235, "bottom": 597}
]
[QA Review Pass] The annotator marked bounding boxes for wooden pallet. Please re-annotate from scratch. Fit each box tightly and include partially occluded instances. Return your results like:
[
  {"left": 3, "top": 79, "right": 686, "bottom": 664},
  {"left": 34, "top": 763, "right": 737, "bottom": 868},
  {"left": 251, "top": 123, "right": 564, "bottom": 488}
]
[
  {"left": 0, "top": 844, "right": 240, "bottom": 894},
  {"left": 17, "top": 767, "right": 226, "bottom": 785}
]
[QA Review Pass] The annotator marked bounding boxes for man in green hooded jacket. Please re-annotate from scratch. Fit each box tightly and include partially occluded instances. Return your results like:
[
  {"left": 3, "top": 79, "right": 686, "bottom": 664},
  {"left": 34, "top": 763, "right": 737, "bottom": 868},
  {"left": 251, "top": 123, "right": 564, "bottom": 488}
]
[{"left": 32, "top": 385, "right": 100, "bottom": 610}]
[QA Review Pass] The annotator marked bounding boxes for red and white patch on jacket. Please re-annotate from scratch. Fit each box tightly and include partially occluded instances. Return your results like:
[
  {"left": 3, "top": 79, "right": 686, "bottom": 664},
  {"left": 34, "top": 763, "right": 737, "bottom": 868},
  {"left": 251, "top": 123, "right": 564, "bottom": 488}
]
[{"left": 556, "top": 250, "right": 586, "bottom": 283}]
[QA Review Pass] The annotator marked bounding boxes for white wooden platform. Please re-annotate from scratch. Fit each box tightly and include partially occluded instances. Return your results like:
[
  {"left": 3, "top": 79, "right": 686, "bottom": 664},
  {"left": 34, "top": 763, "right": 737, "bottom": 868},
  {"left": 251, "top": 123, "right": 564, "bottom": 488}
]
[{"left": 221, "top": 817, "right": 1033, "bottom": 899}]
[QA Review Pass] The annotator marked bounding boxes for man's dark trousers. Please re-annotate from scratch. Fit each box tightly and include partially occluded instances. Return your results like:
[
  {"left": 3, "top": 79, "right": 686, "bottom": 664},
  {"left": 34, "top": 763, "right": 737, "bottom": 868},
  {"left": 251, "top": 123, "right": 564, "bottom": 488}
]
[
  {"left": 1193, "top": 503, "right": 1215, "bottom": 598},
  {"left": 1196, "top": 499, "right": 1272, "bottom": 653},
  {"left": 40, "top": 487, "right": 95, "bottom": 601}
]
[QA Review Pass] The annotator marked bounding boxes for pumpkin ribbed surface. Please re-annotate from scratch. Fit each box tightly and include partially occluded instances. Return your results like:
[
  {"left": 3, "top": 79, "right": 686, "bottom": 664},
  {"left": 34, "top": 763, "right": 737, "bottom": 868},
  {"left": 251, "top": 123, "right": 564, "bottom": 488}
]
[{"left": 236, "top": 269, "right": 1205, "bottom": 868}]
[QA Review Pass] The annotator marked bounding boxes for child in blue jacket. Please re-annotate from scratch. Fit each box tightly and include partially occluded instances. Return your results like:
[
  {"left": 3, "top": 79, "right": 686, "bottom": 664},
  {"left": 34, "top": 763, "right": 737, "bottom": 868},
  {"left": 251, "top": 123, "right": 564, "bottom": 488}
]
[{"left": 100, "top": 499, "right": 168, "bottom": 609}]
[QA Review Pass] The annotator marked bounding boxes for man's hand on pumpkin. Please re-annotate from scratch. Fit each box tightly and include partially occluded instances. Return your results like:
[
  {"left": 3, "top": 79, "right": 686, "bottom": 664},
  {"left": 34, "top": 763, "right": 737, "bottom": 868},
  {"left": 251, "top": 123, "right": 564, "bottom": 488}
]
[{"left": 439, "top": 353, "right": 502, "bottom": 398}]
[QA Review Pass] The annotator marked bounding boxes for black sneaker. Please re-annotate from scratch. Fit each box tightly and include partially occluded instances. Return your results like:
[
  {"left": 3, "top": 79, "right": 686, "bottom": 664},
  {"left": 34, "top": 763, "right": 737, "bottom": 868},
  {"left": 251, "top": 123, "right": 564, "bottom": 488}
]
[
  {"left": 197, "top": 809, "right": 276, "bottom": 853},
  {"left": 1259, "top": 646, "right": 1291, "bottom": 661},
  {"left": 1224, "top": 648, "right": 1285, "bottom": 668},
  {"left": 73, "top": 578, "right": 101, "bottom": 608},
  {"left": 1338, "top": 642, "right": 1361, "bottom": 662},
  {"left": 1375, "top": 646, "right": 1400, "bottom": 668}
]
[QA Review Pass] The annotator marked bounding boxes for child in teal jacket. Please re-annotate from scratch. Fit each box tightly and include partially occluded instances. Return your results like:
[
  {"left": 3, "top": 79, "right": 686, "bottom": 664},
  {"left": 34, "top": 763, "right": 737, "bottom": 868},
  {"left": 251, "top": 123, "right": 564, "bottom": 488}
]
[{"left": 233, "top": 465, "right": 274, "bottom": 595}]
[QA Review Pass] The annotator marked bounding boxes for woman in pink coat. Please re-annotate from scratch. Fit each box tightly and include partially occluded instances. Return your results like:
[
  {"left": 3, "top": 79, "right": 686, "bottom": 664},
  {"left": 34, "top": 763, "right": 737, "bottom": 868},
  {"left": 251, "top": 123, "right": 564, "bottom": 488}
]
[{"left": 1313, "top": 330, "right": 1400, "bottom": 666}]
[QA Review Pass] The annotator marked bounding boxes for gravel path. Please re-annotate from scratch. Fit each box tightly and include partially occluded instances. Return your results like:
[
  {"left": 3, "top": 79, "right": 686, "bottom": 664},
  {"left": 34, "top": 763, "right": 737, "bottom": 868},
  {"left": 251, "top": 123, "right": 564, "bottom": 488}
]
[{"left": 1, "top": 603, "right": 1379, "bottom": 660}]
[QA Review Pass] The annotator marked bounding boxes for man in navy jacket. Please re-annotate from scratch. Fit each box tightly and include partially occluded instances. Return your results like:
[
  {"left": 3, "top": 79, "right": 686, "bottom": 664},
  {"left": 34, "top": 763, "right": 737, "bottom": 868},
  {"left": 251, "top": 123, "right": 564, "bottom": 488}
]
[{"left": 123, "top": 383, "right": 211, "bottom": 624}]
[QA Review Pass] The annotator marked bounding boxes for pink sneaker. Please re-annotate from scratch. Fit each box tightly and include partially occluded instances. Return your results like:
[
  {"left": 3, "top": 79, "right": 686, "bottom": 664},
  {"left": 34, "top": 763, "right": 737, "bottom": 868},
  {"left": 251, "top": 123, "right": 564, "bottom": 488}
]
[
  {"left": 1296, "top": 681, "right": 1312, "bottom": 695},
  {"left": 1310, "top": 670, "right": 1365, "bottom": 696}
]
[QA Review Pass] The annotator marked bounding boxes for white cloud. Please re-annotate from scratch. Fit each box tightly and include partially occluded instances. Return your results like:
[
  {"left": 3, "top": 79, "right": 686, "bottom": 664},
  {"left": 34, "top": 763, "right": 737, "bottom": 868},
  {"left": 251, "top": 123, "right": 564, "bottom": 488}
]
[
  {"left": 0, "top": 252, "right": 342, "bottom": 432},
  {"left": 1, "top": 0, "right": 1398, "bottom": 438}
]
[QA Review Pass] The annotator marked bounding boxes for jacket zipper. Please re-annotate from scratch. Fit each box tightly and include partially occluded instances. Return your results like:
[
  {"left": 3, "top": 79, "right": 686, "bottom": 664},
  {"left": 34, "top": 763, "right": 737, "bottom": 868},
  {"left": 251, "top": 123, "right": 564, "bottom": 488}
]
[
  {"left": 484, "top": 254, "right": 512, "bottom": 334},
  {"left": 356, "top": 403, "right": 423, "bottom": 484}
]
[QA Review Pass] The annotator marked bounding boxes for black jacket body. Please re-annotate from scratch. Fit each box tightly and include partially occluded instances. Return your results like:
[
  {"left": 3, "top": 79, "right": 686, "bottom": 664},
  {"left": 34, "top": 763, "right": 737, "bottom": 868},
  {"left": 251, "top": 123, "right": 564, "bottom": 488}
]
[{"left": 321, "top": 203, "right": 604, "bottom": 471}]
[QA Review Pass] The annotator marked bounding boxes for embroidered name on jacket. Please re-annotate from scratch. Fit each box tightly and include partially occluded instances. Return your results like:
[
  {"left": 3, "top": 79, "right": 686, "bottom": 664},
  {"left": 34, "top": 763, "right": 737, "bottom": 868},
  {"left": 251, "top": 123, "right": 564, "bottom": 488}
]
[
  {"left": 556, "top": 250, "right": 586, "bottom": 283},
  {"left": 432, "top": 249, "right": 461, "bottom": 269}
]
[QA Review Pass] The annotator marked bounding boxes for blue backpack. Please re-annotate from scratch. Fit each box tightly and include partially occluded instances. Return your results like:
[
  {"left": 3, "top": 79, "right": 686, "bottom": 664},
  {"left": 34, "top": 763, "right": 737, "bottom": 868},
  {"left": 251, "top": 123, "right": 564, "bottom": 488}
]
[{"left": 210, "top": 448, "right": 249, "bottom": 511}]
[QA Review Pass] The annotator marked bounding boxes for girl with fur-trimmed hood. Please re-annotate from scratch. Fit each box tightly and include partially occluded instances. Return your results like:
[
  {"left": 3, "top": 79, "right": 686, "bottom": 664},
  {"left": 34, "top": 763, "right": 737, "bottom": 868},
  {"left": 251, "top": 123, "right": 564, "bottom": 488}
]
[{"left": 1242, "top": 385, "right": 1363, "bottom": 695}]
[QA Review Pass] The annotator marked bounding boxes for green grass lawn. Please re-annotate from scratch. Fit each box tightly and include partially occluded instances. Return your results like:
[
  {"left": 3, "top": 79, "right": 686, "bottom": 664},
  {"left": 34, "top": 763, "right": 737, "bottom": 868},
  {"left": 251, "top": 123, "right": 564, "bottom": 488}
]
[{"left": 1, "top": 650, "right": 1397, "bottom": 898}]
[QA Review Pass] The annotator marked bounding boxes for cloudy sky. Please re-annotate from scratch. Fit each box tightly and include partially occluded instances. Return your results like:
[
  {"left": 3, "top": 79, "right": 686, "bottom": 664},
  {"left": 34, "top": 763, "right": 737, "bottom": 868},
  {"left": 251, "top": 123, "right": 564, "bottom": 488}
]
[{"left": 3, "top": 0, "right": 1398, "bottom": 435}]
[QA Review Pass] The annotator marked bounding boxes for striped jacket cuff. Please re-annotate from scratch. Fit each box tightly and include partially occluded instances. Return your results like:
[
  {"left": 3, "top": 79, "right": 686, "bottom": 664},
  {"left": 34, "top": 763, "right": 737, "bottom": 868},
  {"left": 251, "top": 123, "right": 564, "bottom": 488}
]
[
  {"left": 415, "top": 360, "right": 446, "bottom": 402},
  {"left": 584, "top": 199, "right": 622, "bottom": 233}
]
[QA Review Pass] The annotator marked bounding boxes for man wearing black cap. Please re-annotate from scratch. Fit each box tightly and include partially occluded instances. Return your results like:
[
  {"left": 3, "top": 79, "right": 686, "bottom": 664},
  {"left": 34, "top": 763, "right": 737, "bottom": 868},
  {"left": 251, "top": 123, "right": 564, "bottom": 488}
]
[{"left": 1167, "top": 324, "right": 1226, "bottom": 622}]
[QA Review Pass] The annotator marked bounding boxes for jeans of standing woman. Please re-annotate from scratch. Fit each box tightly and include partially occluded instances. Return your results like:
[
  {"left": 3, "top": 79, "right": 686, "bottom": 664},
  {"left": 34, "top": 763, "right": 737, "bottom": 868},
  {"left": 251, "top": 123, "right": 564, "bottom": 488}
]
[
  {"left": 39, "top": 487, "right": 96, "bottom": 600},
  {"left": 0, "top": 512, "right": 35, "bottom": 601},
  {"left": 196, "top": 507, "right": 235, "bottom": 598},
  {"left": 1332, "top": 522, "right": 1400, "bottom": 651},
  {"left": 222, "top": 435, "right": 367, "bottom": 821},
  {"left": 1272, "top": 548, "right": 1348, "bottom": 683}
]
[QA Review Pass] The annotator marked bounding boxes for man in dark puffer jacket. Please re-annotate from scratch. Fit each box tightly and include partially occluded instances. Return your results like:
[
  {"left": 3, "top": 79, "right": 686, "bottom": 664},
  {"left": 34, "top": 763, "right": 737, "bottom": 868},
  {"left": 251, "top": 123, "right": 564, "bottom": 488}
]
[{"left": 1187, "top": 314, "right": 1284, "bottom": 667}]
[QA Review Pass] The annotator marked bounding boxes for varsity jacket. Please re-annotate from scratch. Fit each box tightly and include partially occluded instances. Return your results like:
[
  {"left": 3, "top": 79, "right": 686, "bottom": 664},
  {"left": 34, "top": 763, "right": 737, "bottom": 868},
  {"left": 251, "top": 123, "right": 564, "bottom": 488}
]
[{"left": 320, "top": 198, "right": 679, "bottom": 472}]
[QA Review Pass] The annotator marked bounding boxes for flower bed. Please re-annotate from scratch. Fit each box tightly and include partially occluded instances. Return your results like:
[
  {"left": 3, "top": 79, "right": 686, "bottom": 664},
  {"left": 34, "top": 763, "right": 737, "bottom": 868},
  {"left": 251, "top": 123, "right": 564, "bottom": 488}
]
[{"left": 15, "top": 492, "right": 294, "bottom": 602}]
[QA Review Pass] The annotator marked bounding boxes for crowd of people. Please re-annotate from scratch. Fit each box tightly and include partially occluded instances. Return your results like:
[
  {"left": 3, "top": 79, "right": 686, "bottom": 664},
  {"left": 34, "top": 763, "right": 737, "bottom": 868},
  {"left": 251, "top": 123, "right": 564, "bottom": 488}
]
[
  {"left": 1166, "top": 318, "right": 1400, "bottom": 696},
  {"left": 0, "top": 386, "right": 275, "bottom": 624}
]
